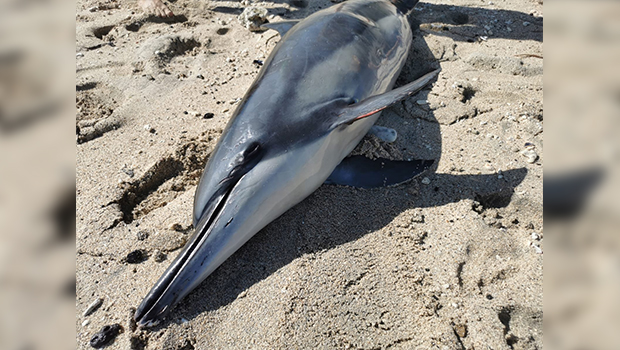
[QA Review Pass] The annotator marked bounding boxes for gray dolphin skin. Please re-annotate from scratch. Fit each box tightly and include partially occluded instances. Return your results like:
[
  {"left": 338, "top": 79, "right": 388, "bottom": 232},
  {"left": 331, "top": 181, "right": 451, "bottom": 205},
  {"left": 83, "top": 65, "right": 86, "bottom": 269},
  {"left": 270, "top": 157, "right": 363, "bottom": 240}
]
[{"left": 134, "top": 0, "right": 439, "bottom": 327}]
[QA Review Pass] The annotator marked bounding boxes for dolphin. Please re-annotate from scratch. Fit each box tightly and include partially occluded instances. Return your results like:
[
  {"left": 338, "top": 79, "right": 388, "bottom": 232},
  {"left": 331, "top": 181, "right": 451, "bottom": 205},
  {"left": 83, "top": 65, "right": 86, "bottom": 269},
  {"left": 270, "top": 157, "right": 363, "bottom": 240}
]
[{"left": 134, "top": 0, "right": 439, "bottom": 327}]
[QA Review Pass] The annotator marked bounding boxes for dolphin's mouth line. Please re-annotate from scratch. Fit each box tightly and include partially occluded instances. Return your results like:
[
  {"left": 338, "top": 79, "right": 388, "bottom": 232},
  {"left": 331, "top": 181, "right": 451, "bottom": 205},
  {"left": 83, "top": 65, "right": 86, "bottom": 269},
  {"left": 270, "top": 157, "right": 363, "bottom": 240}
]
[{"left": 134, "top": 175, "right": 241, "bottom": 326}]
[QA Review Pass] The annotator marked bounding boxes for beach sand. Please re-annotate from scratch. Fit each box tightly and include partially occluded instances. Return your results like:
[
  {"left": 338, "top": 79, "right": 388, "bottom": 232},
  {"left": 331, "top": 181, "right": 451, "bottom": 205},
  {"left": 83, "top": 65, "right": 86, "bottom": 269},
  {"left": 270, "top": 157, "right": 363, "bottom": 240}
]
[{"left": 76, "top": 0, "right": 543, "bottom": 348}]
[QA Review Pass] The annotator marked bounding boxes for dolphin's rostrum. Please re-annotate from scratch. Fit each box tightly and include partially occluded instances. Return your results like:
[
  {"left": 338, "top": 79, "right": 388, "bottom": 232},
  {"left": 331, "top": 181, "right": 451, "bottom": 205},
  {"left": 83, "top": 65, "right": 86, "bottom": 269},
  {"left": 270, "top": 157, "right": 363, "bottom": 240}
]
[{"left": 134, "top": 0, "right": 439, "bottom": 327}]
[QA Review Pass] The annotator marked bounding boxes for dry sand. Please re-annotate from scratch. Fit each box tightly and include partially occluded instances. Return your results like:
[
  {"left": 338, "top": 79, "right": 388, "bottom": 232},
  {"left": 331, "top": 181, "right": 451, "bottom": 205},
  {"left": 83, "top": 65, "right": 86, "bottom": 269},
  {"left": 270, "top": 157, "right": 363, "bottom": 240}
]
[{"left": 76, "top": 0, "right": 543, "bottom": 348}]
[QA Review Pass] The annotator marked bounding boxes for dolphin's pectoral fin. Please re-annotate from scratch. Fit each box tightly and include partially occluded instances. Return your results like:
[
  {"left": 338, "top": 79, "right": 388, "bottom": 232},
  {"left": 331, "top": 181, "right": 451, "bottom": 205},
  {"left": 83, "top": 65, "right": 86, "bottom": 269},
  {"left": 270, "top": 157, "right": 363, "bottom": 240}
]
[
  {"left": 325, "top": 155, "right": 434, "bottom": 188},
  {"left": 331, "top": 69, "right": 440, "bottom": 129},
  {"left": 260, "top": 20, "right": 300, "bottom": 36},
  {"left": 368, "top": 125, "right": 397, "bottom": 143}
]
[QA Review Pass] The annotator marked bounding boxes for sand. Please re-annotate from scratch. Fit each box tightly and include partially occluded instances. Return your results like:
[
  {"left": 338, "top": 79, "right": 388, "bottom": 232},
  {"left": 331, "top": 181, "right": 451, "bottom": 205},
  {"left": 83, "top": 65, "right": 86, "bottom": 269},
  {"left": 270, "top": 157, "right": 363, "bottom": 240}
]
[{"left": 76, "top": 0, "right": 543, "bottom": 348}]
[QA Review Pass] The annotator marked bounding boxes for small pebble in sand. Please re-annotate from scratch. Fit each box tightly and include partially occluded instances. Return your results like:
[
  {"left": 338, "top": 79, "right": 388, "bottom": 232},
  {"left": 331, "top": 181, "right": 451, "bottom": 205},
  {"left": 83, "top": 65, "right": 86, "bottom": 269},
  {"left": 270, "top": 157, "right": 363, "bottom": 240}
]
[
  {"left": 125, "top": 249, "right": 148, "bottom": 264},
  {"left": 368, "top": 125, "right": 397, "bottom": 143},
  {"left": 121, "top": 167, "right": 134, "bottom": 177},
  {"left": 411, "top": 212, "right": 425, "bottom": 223},
  {"left": 136, "top": 231, "right": 149, "bottom": 241},
  {"left": 82, "top": 319, "right": 91, "bottom": 327},
  {"left": 169, "top": 223, "right": 183, "bottom": 231},
  {"left": 238, "top": 7, "right": 269, "bottom": 32},
  {"left": 83, "top": 298, "right": 104, "bottom": 317},
  {"left": 521, "top": 149, "right": 538, "bottom": 163},
  {"left": 455, "top": 324, "right": 468, "bottom": 338},
  {"left": 204, "top": 112, "right": 214, "bottom": 119},
  {"left": 531, "top": 232, "right": 540, "bottom": 241},
  {"left": 533, "top": 244, "right": 543, "bottom": 254},
  {"left": 90, "top": 324, "right": 122, "bottom": 348},
  {"left": 421, "top": 177, "right": 431, "bottom": 185},
  {"left": 483, "top": 164, "right": 495, "bottom": 173},
  {"left": 153, "top": 250, "right": 167, "bottom": 262}
]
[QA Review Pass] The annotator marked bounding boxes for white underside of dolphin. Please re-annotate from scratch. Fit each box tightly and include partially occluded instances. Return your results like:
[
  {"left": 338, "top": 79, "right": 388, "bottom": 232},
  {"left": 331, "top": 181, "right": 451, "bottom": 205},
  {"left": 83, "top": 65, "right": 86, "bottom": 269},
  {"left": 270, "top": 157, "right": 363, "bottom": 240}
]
[{"left": 134, "top": 0, "right": 439, "bottom": 327}]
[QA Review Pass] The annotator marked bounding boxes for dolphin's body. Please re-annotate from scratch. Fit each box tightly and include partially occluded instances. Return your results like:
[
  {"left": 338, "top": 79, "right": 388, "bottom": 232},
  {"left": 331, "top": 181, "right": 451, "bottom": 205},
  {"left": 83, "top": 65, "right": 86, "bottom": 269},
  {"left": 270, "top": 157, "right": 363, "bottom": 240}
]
[{"left": 135, "top": 0, "right": 438, "bottom": 327}]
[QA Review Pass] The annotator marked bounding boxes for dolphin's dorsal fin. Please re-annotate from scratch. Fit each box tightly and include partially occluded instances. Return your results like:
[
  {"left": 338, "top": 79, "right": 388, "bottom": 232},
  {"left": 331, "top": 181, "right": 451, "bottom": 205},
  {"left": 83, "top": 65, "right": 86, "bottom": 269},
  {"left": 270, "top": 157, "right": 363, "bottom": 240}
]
[
  {"left": 261, "top": 20, "right": 300, "bottom": 36},
  {"left": 325, "top": 156, "right": 434, "bottom": 188},
  {"left": 331, "top": 69, "right": 440, "bottom": 129}
]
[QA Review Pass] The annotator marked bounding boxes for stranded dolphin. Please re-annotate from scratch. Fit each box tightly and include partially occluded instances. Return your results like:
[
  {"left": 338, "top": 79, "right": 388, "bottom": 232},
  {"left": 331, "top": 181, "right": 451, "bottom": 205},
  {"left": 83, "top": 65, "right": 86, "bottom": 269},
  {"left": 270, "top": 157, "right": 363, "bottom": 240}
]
[{"left": 134, "top": 0, "right": 439, "bottom": 327}]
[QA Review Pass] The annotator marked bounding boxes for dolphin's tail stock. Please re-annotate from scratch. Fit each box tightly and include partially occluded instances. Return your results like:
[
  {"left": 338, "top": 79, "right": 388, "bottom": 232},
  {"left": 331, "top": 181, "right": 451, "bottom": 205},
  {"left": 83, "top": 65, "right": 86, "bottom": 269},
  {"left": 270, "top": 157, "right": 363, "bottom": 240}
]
[{"left": 389, "top": 0, "right": 419, "bottom": 14}]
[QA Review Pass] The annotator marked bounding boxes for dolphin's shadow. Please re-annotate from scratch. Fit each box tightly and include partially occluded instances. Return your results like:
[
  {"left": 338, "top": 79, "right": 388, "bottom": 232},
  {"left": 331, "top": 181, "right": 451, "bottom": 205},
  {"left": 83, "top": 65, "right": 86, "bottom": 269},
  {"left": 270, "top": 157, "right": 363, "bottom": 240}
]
[
  {"left": 152, "top": 1, "right": 536, "bottom": 328},
  {"left": 164, "top": 169, "right": 527, "bottom": 326}
]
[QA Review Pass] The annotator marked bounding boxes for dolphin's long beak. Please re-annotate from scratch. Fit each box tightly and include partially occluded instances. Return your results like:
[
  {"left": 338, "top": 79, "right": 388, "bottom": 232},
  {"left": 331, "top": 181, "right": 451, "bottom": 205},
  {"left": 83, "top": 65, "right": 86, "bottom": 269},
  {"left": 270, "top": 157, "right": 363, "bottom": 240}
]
[
  {"left": 134, "top": 143, "right": 263, "bottom": 327},
  {"left": 133, "top": 183, "right": 234, "bottom": 327}
]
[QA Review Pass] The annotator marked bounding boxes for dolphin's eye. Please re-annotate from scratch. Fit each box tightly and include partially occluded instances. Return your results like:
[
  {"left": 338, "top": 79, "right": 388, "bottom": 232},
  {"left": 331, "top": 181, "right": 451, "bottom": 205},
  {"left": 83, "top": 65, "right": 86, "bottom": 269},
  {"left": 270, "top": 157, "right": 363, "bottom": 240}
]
[
  {"left": 226, "top": 142, "right": 264, "bottom": 182},
  {"left": 243, "top": 142, "right": 261, "bottom": 159},
  {"left": 239, "top": 142, "right": 263, "bottom": 172}
]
